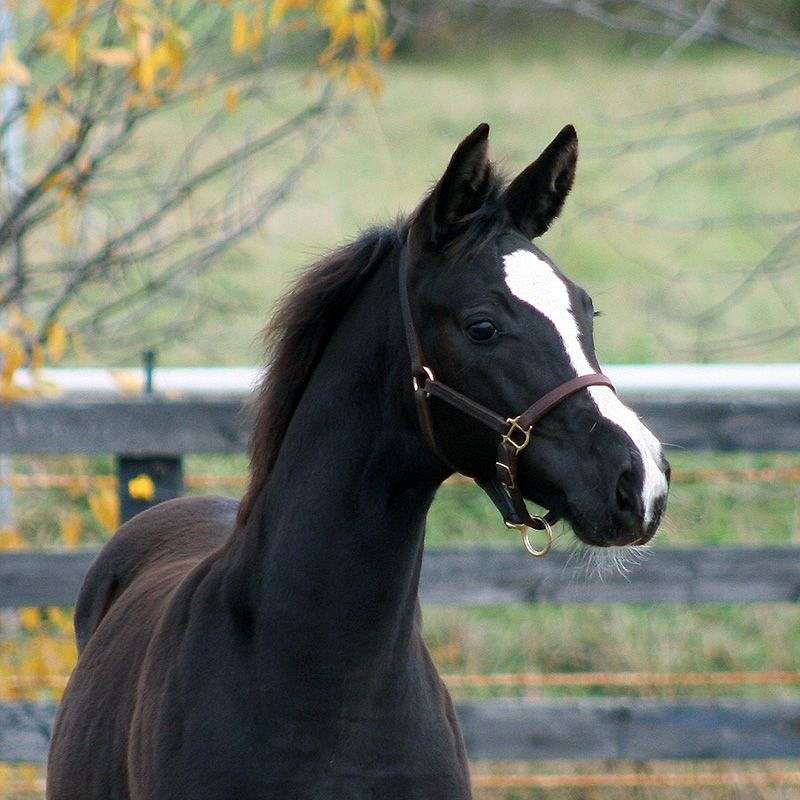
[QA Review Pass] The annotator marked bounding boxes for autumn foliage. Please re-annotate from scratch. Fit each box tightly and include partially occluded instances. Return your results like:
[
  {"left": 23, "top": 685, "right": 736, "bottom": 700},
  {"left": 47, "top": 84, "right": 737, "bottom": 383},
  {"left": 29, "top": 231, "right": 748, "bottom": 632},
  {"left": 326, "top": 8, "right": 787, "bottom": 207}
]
[{"left": 0, "top": 0, "right": 392, "bottom": 397}]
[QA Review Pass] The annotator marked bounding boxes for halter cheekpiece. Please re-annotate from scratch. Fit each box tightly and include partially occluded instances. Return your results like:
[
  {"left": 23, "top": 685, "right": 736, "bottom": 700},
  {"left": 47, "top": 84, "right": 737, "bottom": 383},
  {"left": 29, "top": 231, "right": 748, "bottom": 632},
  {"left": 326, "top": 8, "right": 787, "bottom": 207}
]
[{"left": 399, "top": 248, "right": 615, "bottom": 557}]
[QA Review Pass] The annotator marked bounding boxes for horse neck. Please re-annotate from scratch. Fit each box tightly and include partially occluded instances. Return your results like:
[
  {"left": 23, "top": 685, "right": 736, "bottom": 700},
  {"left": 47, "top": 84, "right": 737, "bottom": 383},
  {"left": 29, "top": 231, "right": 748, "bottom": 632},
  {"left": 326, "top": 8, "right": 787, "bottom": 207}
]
[{"left": 224, "top": 254, "right": 445, "bottom": 683}]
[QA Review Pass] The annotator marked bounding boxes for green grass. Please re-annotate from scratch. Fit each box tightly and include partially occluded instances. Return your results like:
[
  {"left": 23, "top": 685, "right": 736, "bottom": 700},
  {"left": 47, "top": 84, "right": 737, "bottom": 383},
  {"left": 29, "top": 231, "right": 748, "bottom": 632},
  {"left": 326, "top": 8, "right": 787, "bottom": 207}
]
[
  {"left": 42, "top": 19, "right": 800, "bottom": 367},
  {"left": 425, "top": 604, "right": 800, "bottom": 698},
  {"left": 92, "top": 22, "right": 798, "bottom": 367}
]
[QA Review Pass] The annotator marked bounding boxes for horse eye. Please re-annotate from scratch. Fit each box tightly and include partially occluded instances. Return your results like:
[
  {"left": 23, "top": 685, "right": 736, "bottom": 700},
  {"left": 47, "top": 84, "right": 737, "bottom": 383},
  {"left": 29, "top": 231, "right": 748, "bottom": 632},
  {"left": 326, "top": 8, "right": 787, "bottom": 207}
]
[{"left": 466, "top": 320, "right": 498, "bottom": 342}]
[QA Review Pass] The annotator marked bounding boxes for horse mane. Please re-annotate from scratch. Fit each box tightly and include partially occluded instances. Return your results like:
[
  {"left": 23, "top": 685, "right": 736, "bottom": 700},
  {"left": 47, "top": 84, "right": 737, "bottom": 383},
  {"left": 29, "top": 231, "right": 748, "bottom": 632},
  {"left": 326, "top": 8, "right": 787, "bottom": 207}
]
[{"left": 237, "top": 225, "right": 403, "bottom": 525}]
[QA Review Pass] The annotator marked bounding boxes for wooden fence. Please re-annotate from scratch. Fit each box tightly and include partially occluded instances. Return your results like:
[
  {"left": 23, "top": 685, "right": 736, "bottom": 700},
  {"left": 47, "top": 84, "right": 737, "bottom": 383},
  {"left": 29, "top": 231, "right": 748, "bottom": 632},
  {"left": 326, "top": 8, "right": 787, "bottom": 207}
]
[
  {"left": 1, "top": 547, "right": 800, "bottom": 608},
  {"left": 1, "top": 368, "right": 799, "bottom": 767}
]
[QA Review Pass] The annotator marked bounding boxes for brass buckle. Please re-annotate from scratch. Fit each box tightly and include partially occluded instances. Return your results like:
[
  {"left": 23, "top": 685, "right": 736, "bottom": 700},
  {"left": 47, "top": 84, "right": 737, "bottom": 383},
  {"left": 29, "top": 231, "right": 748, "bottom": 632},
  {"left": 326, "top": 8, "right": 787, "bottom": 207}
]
[
  {"left": 505, "top": 516, "right": 553, "bottom": 558},
  {"left": 412, "top": 366, "right": 434, "bottom": 394},
  {"left": 502, "top": 416, "right": 532, "bottom": 453}
]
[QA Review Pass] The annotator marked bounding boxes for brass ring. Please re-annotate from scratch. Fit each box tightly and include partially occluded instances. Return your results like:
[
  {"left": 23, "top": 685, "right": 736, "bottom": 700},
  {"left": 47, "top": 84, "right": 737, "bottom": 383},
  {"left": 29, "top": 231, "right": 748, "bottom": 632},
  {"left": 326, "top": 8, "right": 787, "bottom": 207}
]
[
  {"left": 504, "top": 517, "right": 554, "bottom": 557},
  {"left": 523, "top": 516, "right": 553, "bottom": 557}
]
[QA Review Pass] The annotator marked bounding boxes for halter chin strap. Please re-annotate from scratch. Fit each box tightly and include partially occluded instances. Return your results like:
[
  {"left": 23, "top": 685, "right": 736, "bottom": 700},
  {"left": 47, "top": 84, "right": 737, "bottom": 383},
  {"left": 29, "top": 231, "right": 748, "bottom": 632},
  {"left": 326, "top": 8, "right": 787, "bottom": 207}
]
[{"left": 399, "top": 248, "right": 616, "bottom": 556}]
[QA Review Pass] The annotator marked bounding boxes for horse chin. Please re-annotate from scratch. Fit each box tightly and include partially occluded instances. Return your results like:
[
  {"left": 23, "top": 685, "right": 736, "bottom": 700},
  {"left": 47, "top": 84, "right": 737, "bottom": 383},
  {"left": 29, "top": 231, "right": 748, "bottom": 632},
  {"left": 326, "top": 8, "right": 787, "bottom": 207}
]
[
  {"left": 521, "top": 484, "right": 658, "bottom": 550},
  {"left": 518, "top": 469, "right": 663, "bottom": 550},
  {"left": 561, "top": 507, "right": 659, "bottom": 549}
]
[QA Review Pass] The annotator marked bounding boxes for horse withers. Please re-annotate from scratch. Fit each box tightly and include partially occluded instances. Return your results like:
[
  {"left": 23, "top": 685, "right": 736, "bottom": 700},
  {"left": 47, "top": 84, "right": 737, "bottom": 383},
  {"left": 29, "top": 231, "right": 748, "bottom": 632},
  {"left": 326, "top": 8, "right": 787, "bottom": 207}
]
[{"left": 47, "top": 123, "right": 669, "bottom": 800}]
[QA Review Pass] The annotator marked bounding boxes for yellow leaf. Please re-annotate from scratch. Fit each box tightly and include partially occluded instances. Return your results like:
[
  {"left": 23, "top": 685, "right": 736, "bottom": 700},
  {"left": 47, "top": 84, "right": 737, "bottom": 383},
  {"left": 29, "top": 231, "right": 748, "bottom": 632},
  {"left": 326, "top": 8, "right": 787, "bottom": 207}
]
[
  {"left": 48, "top": 607, "right": 74, "bottom": 636},
  {"left": 351, "top": 12, "right": 374, "bottom": 56},
  {"left": 20, "top": 608, "right": 40, "bottom": 632},
  {"left": 378, "top": 37, "right": 395, "bottom": 62},
  {"left": 89, "top": 485, "right": 120, "bottom": 534},
  {"left": 363, "top": 0, "right": 386, "bottom": 22},
  {"left": 88, "top": 47, "right": 135, "bottom": 67},
  {"left": 41, "top": 0, "right": 77, "bottom": 26},
  {"left": 231, "top": 10, "right": 249, "bottom": 54},
  {"left": 47, "top": 323, "right": 68, "bottom": 363},
  {"left": 0, "top": 46, "right": 30, "bottom": 86},
  {"left": 0, "top": 527, "right": 25, "bottom": 552},
  {"left": 30, "top": 343, "right": 44, "bottom": 370},
  {"left": 150, "top": 41, "right": 171, "bottom": 74},
  {"left": 317, "top": 0, "right": 352, "bottom": 29},
  {"left": 136, "top": 55, "right": 154, "bottom": 91},
  {"left": 26, "top": 94, "right": 46, "bottom": 131},
  {"left": 0, "top": 332, "right": 26, "bottom": 380},
  {"left": 161, "top": 34, "right": 187, "bottom": 86},
  {"left": 329, "top": 15, "right": 352, "bottom": 48},
  {"left": 224, "top": 87, "right": 239, "bottom": 113},
  {"left": 59, "top": 511, "right": 83, "bottom": 549},
  {"left": 63, "top": 31, "right": 81, "bottom": 72},
  {"left": 128, "top": 473, "right": 155, "bottom": 502},
  {"left": 268, "top": 0, "right": 288, "bottom": 31},
  {"left": 135, "top": 30, "right": 154, "bottom": 91}
]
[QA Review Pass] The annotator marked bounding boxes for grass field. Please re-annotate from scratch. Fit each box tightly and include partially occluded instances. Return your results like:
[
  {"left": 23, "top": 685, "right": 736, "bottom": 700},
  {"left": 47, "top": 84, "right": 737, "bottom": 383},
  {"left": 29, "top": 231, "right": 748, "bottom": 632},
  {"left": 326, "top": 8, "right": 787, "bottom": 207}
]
[
  {"left": 113, "top": 22, "right": 800, "bottom": 367},
  {"left": 3, "top": 19, "right": 800, "bottom": 800}
]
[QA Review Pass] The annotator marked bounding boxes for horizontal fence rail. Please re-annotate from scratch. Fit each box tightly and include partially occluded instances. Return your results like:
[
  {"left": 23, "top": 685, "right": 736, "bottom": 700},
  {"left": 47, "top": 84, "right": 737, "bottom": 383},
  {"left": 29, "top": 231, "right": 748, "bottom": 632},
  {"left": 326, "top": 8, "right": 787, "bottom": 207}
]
[
  {"left": 3, "top": 395, "right": 800, "bottom": 454},
  {"left": 4, "top": 699, "right": 800, "bottom": 764},
  {"left": 460, "top": 699, "right": 800, "bottom": 761},
  {"left": 7, "top": 670, "right": 800, "bottom": 696},
  {"left": 1, "top": 547, "right": 799, "bottom": 608}
]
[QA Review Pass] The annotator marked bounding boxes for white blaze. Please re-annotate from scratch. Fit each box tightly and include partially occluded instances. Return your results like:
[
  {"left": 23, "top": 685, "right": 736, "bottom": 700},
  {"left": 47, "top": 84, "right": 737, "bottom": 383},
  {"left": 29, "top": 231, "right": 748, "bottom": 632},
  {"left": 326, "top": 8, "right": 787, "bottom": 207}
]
[{"left": 503, "top": 249, "right": 667, "bottom": 525}]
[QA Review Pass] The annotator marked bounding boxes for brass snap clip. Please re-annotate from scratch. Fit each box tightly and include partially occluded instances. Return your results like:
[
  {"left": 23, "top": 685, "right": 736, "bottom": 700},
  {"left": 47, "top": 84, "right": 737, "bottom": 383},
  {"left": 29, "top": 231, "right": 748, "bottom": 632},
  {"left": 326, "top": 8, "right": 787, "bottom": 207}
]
[{"left": 505, "top": 516, "right": 553, "bottom": 557}]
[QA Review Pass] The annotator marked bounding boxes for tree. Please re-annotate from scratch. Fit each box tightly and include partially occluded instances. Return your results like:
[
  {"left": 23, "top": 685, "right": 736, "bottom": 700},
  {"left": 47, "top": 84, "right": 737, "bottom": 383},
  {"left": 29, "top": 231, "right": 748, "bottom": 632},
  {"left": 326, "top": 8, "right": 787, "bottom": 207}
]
[{"left": 0, "top": 0, "right": 393, "bottom": 396}]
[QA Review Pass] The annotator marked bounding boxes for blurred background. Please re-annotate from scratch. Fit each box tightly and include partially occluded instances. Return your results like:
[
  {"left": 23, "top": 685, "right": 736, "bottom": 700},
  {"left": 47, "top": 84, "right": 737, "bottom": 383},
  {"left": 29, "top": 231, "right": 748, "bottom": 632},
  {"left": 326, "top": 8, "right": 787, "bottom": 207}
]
[{"left": 1, "top": 0, "right": 799, "bottom": 796}]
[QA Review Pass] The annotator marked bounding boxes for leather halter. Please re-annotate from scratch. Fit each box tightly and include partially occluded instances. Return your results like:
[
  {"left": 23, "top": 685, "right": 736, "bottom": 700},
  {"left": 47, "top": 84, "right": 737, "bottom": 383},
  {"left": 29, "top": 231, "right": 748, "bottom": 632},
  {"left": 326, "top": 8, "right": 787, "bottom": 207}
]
[{"left": 399, "top": 248, "right": 616, "bottom": 556}]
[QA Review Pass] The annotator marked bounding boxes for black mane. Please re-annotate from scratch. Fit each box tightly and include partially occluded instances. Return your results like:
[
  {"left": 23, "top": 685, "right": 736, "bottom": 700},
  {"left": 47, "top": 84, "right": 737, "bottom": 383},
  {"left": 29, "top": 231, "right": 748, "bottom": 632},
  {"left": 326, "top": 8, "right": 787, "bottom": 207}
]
[{"left": 238, "top": 224, "right": 403, "bottom": 525}]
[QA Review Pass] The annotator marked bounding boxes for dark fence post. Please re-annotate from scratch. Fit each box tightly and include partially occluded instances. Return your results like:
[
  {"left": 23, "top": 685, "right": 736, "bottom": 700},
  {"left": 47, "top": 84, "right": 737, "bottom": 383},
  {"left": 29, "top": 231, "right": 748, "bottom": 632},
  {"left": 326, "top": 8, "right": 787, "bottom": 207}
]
[
  {"left": 117, "top": 455, "right": 184, "bottom": 523},
  {"left": 115, "top": 350, "right": 184, "bottom": 523}
]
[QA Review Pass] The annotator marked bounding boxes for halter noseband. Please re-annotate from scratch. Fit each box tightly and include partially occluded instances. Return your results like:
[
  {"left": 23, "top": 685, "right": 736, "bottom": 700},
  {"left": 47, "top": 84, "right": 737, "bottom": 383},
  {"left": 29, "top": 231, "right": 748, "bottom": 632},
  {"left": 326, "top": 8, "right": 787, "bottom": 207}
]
[{"left": 399, "top": 248, "right": 615, "bottom": 557}]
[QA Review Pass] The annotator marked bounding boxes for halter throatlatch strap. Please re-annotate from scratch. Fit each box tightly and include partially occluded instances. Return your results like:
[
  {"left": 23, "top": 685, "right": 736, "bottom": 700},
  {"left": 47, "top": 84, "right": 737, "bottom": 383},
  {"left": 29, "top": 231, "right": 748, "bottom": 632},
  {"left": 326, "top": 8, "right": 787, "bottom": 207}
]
[{"left": 398, "top": 249, "right": 616, "bottom": 556}]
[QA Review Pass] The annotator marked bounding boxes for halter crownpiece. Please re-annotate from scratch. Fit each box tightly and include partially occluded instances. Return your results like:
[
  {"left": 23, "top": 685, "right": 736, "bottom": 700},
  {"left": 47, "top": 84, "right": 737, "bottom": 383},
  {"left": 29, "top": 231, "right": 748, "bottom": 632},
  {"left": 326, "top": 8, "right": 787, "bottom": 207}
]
[{"left": 399, "top": 249, "right": 616, "bottom": 557}]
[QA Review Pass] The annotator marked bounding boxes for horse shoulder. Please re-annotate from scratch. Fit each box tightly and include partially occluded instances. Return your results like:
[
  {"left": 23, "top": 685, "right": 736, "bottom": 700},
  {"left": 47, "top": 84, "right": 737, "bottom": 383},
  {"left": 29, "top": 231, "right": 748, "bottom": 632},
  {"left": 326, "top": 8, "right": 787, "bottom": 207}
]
[{"left": 74, "top": 495, "right": 238, "bottom": 651}]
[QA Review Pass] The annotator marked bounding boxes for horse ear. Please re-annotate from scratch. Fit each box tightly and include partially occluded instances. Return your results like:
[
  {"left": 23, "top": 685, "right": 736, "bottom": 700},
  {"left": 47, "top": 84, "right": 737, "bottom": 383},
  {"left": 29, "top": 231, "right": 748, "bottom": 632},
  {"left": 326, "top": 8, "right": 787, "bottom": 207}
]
[
  {"left": 503, "top": 125, "right": 578, "bottom": 239},
  {"left": 411, "top": 123, "right": 492, "bottom": 247}
]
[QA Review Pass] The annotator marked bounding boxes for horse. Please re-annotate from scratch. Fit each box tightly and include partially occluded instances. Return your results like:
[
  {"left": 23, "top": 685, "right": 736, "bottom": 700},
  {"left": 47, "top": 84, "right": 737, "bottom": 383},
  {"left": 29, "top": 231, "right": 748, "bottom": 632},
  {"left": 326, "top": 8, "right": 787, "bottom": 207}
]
[{"left": 47, "top": 122, "right": 670, "bottom": 800}]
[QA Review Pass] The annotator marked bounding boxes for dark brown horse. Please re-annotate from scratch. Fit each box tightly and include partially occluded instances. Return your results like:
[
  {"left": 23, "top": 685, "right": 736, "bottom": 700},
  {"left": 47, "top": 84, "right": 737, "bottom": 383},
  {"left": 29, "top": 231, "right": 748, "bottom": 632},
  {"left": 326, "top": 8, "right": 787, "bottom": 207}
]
[{"left": 47, "top": 123, "right": 669, "bottom": 799}]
